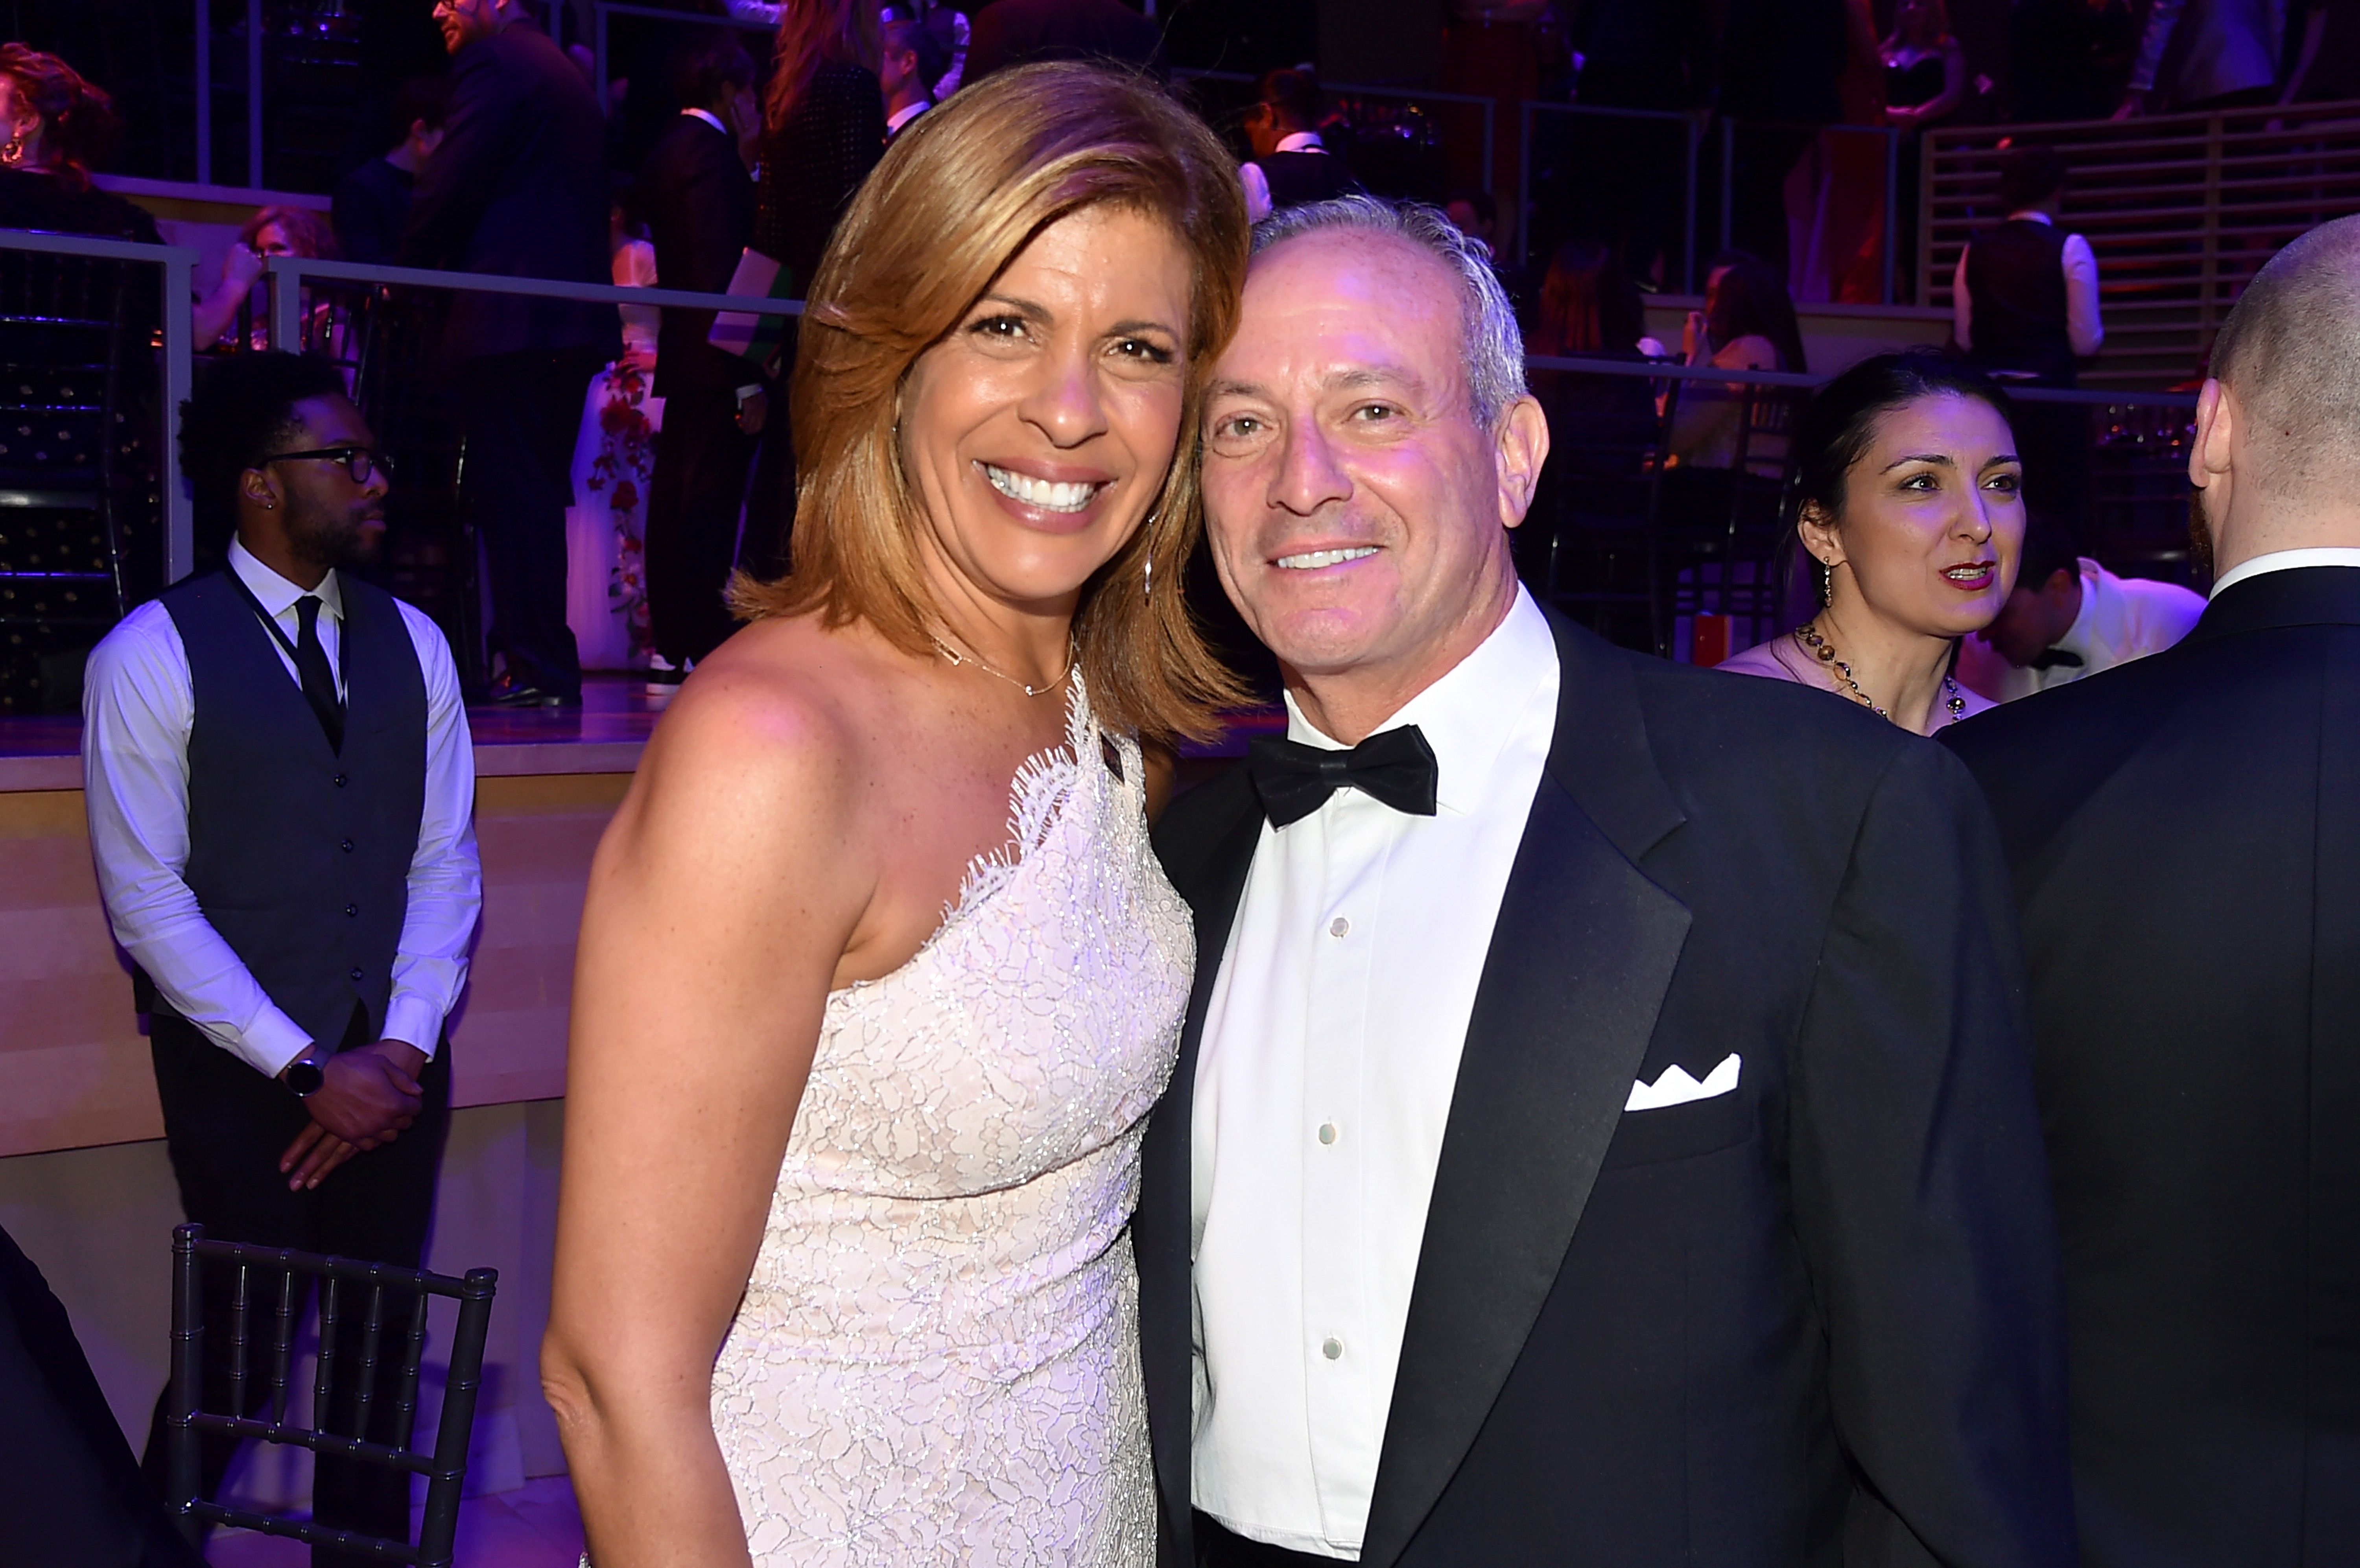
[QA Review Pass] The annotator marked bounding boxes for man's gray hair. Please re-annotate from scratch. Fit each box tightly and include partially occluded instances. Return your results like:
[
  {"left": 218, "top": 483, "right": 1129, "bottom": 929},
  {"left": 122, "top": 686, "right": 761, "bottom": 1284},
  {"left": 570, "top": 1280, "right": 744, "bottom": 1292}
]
[
  {"left": 2208, "top": 213, "right": 2360, "bottom": 501},
  {"left": 1251, "top": 193, "right": 1528, "bottom": 429}
]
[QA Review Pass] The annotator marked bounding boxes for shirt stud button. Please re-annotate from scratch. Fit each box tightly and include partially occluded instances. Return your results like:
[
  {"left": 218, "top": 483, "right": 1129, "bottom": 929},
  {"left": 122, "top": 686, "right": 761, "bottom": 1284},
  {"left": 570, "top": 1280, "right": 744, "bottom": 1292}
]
[
  {"left": 1317, "top": 1122, "right": 1338, "bottom": 1146},
  {"left": 1322, "top": 1337, "right": 1343, "bottom": 1361},
  {"left": 1328, "top": 916, "right": 1350, "bottom": 938}
]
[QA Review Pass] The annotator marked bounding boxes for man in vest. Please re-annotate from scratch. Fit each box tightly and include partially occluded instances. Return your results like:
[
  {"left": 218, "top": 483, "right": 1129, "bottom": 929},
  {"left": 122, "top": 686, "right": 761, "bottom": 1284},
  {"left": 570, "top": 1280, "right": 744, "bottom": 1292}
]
[
  {"left": 1954, "top": 144, "right": 2104, "bottom": 528},
  {"left": 82, "top": 352, "right": 480, "bottom": 1561}
]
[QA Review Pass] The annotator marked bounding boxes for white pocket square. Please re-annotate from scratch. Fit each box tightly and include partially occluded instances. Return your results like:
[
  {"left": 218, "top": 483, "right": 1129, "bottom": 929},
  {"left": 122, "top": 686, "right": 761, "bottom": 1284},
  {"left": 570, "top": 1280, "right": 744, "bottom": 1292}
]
[{"left": 1625, "top": 1053, "right": 1741, "bottom": 1112}]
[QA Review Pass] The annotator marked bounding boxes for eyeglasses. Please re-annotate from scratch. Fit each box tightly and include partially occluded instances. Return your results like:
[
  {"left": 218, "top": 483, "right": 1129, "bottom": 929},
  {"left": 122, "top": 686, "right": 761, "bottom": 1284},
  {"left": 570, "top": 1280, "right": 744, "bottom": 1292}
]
[{"left": 260, "top": 446, "right": 394, "bottom": 484}]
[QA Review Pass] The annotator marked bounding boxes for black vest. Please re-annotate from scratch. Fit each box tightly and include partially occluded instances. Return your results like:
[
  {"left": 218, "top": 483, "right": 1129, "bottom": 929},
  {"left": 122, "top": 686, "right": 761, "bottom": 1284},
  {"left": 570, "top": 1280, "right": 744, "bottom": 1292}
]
[
  {"left": 138, "top": 569, "right": 429, "bottom": 1053},
  {"left": 1259, "top": 149, "right": 1356, "bottom": 212},
  {"left": 1964, "top": 217, "right": 2078, "bottom": 387}
]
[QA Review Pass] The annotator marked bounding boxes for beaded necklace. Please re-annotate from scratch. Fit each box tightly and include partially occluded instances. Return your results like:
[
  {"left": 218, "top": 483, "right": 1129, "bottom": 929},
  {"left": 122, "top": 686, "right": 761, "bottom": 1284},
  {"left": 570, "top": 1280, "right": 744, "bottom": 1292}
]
[{"left": 1791, "top": 620, "right": 1967, "bottom": 727}]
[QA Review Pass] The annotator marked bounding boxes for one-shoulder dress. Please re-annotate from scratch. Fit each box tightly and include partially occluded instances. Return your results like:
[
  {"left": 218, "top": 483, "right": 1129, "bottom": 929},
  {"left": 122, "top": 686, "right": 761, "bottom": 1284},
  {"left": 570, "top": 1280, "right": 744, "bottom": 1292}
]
[{"left": 708, "top": 675, "right": 1191, "bottom": 1566}]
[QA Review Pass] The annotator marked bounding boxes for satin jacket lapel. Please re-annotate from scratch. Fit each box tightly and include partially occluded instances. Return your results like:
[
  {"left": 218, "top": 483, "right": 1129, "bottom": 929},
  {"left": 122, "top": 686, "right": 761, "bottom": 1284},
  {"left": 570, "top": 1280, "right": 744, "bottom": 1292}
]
[
  {"left": 1359, "top": 615, "right": 1693, "bottom": 1568},
  {"left": 1142, "top": 770, "right": 1266, "bottom": 1554}
]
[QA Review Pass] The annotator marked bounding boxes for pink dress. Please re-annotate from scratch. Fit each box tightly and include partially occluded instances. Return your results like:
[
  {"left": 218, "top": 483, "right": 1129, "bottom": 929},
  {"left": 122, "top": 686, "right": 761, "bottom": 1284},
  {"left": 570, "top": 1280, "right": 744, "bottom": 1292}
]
[{"left": 708, "top": 676, "right": 1186, "bottom": 1565}]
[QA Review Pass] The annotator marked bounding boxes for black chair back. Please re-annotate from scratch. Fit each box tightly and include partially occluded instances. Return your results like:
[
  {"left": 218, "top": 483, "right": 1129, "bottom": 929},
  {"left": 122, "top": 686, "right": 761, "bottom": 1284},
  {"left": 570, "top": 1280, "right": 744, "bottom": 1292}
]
[{"left": 164, "top": 1223, "right": 498, "bottom": 1567}]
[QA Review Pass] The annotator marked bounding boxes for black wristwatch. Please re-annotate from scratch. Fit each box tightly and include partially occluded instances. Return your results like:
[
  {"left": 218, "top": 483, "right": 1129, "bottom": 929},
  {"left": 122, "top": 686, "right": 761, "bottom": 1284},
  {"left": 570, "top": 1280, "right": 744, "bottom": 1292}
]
[{"left": 280, "top": 1054, "right": 326, "bottom": 1098}]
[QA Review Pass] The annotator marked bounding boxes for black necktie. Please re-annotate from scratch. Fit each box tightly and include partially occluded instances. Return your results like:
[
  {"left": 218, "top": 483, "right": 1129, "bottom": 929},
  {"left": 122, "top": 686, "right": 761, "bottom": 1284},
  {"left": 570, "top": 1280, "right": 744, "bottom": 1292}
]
[
  {"left": 293, "top": 595, "right": 345, "bottom": 753},
  {"left": 2028, "top": 647, "right": 2085, "bottom": 671},
  {"left": 1245, "top": 725, "right": 1440, "bottom": 827}
]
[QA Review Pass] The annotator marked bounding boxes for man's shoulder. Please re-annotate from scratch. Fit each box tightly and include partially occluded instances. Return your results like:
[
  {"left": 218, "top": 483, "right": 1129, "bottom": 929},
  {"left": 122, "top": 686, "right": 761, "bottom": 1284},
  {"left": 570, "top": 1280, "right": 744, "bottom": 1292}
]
[
  {"left": 1614, "top": 637, "right": 1912, "bottom": 772},
  {"left": 1152, "top": 763, "right": 1259, "bottom": 892}
]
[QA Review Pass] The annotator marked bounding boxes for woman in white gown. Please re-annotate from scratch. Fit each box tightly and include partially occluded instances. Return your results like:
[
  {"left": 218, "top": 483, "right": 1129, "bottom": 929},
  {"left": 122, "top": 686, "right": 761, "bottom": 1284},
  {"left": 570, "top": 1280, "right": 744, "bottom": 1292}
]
[{"left": 542, "top": 65, "right": 1249, "bottom": 1566}]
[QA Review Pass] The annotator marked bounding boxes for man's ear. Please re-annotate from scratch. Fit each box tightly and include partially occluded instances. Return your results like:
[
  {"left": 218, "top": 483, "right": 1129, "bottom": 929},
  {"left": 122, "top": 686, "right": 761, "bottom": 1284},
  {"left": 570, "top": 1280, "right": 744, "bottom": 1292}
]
[
  {"left": 1495, "top": 393, "right": 1549, "bottom": 531},
  {"left": 239, "top": 465, "right": 281, "bottom": 512},
  {"left": 2190, "top": 377, "right": 2234, "bottom": 489}
]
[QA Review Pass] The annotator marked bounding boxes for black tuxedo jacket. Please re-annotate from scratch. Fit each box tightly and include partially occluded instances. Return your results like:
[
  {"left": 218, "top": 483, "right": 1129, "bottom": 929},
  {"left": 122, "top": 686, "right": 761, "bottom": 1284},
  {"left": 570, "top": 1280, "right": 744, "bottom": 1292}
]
[
  {"left": 640, "top": 113, "right": 758, "bottom": 400},
  {"left": 1142, "top": 611, "right": 2076, "bottom": 1568},
  {"left": 1941, "top": 564, "right": 2360, "bottom": 1566},
  {"left": 399, "top": 20, "right": 615, "bottom": 364}
]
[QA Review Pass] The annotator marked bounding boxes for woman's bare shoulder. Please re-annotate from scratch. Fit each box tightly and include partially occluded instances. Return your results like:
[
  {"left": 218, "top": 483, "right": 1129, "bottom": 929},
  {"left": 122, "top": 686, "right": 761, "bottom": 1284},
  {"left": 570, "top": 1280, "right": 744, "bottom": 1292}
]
[{"left": 631, "top": 616, "right": 914, "bottom": 833}]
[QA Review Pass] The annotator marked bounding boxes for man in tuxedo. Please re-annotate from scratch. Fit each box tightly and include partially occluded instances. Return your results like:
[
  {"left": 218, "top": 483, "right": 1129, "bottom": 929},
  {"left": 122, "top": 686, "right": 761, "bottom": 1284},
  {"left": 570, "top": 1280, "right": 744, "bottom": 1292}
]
[
  {"left": 1141, "top": 194, "right": 2075, "bottom": 1568},
  {"left": 404, "top": 0, "right": 616, "bottom": 704},
  {"left": 83, "top": 352, "right": 480, "bottom": 1561},
  {"left": 962, "top": 0, "right": 1165, "bottom": 83},
  {"left": 1942, "top": 214, "right": 2360, "bottom": 1566},
  {"left": 640, "top": 36, "right": 763, "bottom": 674}
]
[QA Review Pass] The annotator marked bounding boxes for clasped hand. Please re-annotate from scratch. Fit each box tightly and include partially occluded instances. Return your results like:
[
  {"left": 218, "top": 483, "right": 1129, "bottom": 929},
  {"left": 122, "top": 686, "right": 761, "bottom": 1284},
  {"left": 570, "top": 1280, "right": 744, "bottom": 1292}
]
[{"left": 278, "top": 1041, "right": 428, "bottom": 1191}]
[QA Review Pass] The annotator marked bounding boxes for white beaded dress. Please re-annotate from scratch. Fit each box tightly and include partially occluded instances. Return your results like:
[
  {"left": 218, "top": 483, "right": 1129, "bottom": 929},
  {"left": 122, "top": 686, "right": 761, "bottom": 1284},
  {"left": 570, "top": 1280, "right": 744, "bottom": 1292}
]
[{"left": 707, "top": 676, "right": 1189, "bottom": 1566}]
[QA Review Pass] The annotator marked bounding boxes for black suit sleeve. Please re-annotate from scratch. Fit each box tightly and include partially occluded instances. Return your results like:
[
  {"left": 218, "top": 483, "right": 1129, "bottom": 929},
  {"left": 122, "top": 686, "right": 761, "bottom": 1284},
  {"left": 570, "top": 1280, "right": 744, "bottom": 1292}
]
[
  {"left": 1787, "top": 741, "right": 2076, "bottom": 1566},
  {"left": 398, "top": 43, "right": 509, "bottom": 270}
]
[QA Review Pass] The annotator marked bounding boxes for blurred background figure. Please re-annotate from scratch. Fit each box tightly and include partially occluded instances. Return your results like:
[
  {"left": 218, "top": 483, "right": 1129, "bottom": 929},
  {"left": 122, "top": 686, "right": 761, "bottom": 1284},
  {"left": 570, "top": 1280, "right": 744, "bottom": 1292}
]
[
  {"left": 1882, "top": 0, "right": 1966, "bottom": 299},
  {"left": 403, "top": 0, "right": 616, "bottom": 707},
  {"left": 879, "top": 11, "right": 947, "bottom": 142},
  {"left": 1961, "top": 509, "right": 2205, "bottom": 700},
  {"left": 746, "top": 0, "right": 883, "bottom": 579},
  {"left": 192, "top": 204, "right": 339, "bottom": 354},
  {"left": 1718, "top": 352, "right": 2026, "bottom": 735},
  {"left": 1239, "top": 67, "right": 1353, "bottom": 223},
  {"left": 1527, "top": 238, "right": 1663, "bottom": 465},
  {"left": 2008, "top": 0, "right": 2139, "bottom": 122},
  {"left": 2281, "top": 0, "right": 2360, "bottom": 103},
  {"left": 332, "top": 75, "right": 450, "bottom": 269},
  {"left": 564, "top": 185, "right": 664, "bottom": 676},
  {"left": 1954, "top": 144, "right": 2100, "bottom": 531},
  {"left": 961, "top": 0, "right": 1165, "bottom": 83},
  {"left": 0, "top": 42, "right": 154, "bottom": 242},
  {"left": 2116, "top": 0, "right": 2286, "bottom": 114},
  {"left": 1671, "top": 254, "right": 1807, "bottom": 470},
  {"left": 639, "top": 33, "right": 764, "bottom": 679}
]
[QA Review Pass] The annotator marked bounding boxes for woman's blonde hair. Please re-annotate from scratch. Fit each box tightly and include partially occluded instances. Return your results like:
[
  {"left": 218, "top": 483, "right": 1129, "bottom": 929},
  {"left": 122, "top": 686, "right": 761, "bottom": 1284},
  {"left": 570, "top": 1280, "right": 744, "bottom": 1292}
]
[
  {"left": 731, "top": 63, "right": 1252, "bottom": 744},
  {"left": 763, "top": 0, "right": 867, "bottom": 132}
]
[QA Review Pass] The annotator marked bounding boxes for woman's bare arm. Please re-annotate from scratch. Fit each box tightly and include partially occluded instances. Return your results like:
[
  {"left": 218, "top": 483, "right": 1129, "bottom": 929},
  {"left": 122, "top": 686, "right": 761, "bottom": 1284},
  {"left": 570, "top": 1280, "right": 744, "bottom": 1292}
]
[{"left": 542, "top": 664, "right": 875, "bottom": 1568}]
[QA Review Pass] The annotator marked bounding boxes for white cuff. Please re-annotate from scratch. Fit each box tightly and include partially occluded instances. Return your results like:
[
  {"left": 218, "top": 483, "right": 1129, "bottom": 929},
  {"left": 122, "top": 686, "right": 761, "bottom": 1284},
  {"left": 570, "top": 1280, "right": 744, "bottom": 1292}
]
[
  {"left": 217, "top": 1007, "right": 314, "bottom": 1080},
  {"left": 380, "top": 994, "right": 444, "bottom": 1061}
]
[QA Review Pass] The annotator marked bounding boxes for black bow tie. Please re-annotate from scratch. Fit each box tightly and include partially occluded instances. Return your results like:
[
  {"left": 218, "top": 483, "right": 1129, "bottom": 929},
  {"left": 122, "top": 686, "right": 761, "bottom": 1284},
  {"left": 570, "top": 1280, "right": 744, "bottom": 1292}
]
[
  {"left": 2028, "top": 647, "right": 2086, "bottom": 671},
  {"left": 1246, "top": 725, "right": 1440, "bottom": 827}
]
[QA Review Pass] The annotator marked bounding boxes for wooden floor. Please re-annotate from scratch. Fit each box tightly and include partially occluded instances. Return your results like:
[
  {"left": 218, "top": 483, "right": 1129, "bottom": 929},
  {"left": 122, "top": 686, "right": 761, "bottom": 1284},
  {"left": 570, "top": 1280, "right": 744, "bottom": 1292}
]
[{"left": 205, "top": 1476, "right": 586, "bottom": 1566}]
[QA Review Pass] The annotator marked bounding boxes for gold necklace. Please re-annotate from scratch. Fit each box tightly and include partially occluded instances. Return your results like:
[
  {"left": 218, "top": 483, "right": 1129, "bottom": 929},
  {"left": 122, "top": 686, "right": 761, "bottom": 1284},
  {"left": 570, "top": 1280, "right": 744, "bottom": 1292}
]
[
  {"left": 1791, "top": 621, "right": 1967, "bottom": 726},
  {"left": 928, "top": 630, "right": 1074, "bottom": 698}
]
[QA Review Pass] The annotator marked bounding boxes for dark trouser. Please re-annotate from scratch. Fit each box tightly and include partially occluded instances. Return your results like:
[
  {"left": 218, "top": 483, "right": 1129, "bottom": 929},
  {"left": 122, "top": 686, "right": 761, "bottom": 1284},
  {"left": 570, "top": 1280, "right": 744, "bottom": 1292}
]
[
  {"left": 0, "top": 1223, "right": 202, "bottom": 1567},
  {"left": 1196, "top": 1511, "right": 1340, "bottom": 1566},
  {"left": 138, "top": 1011, "right": 452, "bottom": 1566},
  {"left": 645, "top": 387, "right": 758, "bottom": 667},
  {"left": 742, "top": 322, "right": 802, "bottom": 581},
  {"left": 459, "top": 346, "right": 604, "bottom": 698}
]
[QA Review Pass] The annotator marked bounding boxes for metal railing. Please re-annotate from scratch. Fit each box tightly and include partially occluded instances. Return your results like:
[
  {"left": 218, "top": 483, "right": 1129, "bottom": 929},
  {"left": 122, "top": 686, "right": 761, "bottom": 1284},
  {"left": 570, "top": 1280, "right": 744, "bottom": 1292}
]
[
  {"left": 258, "top": 254, "right": 805, "bottom": 354},
  {"left": 0, "top": 229, "right": 199, "bottom": 582}
]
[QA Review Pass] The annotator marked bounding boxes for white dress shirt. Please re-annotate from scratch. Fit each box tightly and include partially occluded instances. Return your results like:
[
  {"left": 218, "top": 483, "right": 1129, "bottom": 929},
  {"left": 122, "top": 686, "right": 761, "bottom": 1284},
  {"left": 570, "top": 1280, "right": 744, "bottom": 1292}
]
[
  {"left": 1953, "top": 210, "right": 2105, "bottom": 358},
  {"left": 81, "top": 540, "right": 480, "bottom": 1077},
  {"left": 1973, "top": 557, "right": 2207, "bottom": 701},
  {"left": 2209, "top": 547, "right": 2360, "bottom": 599},
  {"left": 1191, "top": 586, "right": 1560, "bottom": 1559},
  {"left": 885, "top": 98, "right": 932, "bottom": 137},
  {"left": 1241, "top": 131, "right": 1329, "bottom": 224}
]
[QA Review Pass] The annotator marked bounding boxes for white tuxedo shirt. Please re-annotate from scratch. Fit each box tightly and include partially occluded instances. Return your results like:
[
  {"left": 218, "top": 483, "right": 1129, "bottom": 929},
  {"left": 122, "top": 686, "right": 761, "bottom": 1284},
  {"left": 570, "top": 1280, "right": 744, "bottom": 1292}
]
[{"left": 1191, "top": 586, "right": 1559, "bottom": 1558}]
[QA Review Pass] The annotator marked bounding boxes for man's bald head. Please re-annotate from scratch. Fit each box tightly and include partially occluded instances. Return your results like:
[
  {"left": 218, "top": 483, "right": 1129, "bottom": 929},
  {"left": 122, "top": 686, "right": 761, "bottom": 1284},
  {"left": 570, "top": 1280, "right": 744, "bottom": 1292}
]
[{"left": 2209, "top": 215, "right": 2360, "bottom": 505}]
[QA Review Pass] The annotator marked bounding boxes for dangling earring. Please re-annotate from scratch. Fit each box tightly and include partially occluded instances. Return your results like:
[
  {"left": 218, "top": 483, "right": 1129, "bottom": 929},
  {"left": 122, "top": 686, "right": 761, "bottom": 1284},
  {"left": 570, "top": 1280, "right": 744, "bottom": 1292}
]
[
  {"left": 1141, "top": 509, "right": 1159, "bottom": 603},
  {"left": 1816, "top": 555, "right": 1835, "bottom": 607},
  {"left": 0, "top": 135, "right": 24, "bottom": 168}
]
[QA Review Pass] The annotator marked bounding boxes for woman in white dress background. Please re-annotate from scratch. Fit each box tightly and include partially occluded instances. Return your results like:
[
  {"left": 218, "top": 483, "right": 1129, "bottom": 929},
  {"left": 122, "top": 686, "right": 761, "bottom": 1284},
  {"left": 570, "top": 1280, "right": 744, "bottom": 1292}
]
[
  {"left": 565, "top": 193, "right": 664, "bottom": 671},
  {"left": 542, "top": 64, "right": 1248, "bottom": 1566}
]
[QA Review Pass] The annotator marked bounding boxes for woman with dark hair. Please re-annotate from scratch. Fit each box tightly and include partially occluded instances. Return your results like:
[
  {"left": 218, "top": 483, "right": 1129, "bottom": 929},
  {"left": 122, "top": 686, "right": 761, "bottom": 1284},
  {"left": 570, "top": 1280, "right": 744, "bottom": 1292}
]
[
  {"left": 1670, "top": 256, "right": 1808, "bottom": 468},
  {"left": 1717, "top": 351, "right": 2026, "bottom": 733},
  {"left": 0, "top": 44, "right": 156, "bottom": 241},
  {"left": 544, "top": 63, "right": 1249, "bottom": 1565}
]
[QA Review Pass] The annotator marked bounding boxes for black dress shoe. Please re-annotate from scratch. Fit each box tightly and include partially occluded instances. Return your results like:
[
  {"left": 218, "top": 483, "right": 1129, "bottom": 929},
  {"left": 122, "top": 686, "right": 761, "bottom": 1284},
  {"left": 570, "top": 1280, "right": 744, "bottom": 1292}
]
[{"left": 488, "top": 677, "right": 581, "bottom": 708}]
